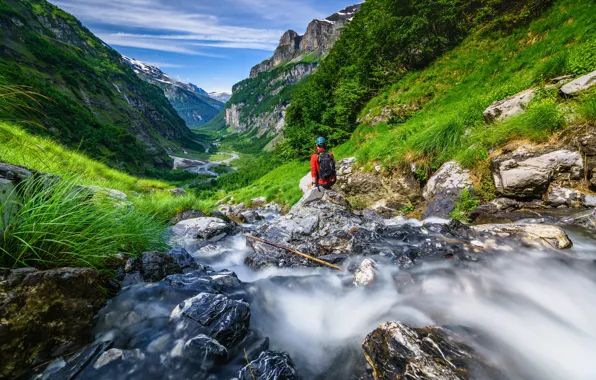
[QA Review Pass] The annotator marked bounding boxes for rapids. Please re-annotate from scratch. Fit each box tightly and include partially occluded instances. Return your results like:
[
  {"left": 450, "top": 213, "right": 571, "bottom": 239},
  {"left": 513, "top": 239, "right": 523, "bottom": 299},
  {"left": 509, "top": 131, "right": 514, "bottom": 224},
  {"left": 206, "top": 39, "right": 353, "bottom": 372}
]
[{"left": 89, "top": 214, "right": 596, "bottom": 380}]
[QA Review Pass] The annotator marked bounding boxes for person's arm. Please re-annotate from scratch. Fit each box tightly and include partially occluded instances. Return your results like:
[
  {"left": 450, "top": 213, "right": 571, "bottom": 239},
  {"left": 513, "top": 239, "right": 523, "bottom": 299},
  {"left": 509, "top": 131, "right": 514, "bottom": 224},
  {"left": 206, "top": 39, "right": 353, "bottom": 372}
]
[{"left": 310, "top": 154, "right": 318, "bottom": 185}]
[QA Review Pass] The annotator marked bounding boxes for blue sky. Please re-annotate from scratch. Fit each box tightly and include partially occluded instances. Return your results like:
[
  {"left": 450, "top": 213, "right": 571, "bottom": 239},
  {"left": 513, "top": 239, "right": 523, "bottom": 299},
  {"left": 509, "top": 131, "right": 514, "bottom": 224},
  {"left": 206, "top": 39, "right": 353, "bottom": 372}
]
[{"left": 49, "top": 0, "right": 358, "bottom": 93}]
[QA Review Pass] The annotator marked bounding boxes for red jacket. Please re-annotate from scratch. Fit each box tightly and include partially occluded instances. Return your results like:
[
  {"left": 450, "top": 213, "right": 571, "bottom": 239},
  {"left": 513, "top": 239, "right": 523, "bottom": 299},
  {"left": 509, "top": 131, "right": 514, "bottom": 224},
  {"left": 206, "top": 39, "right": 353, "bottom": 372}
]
[{"left": 311, "top": 147, "right": 336, "bottom": 185}]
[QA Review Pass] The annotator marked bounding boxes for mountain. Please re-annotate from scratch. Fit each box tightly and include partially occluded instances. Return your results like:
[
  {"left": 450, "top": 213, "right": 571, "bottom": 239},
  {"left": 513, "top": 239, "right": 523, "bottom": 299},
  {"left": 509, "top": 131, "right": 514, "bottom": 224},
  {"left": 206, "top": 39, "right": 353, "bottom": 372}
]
[
  {"left": 208, "top": 92, "right": 232, "bottom": 103},
  {"left": 0, "top": 0, "right": 202, "bottom": 172},
  {"left": 208, "top": 3, "right": 362, "bottom": 149},
  {"left": 123, "top": 57, "right": 224, "bottom": 128}
]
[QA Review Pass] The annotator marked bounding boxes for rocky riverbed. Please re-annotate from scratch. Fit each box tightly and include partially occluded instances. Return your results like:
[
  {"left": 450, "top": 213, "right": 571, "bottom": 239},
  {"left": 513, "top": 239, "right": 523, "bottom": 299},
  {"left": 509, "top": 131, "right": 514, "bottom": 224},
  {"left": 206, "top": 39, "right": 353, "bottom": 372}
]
[{"left": 19, "top": 186, "right": 596, "bottom": 380}]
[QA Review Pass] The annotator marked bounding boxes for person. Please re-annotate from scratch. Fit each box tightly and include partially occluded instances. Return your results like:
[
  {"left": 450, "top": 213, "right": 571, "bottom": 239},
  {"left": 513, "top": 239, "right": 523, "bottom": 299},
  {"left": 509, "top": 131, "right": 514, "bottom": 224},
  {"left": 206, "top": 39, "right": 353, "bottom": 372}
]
[{"left": 310, "top": 137, "right": 337, "bottom": 190}]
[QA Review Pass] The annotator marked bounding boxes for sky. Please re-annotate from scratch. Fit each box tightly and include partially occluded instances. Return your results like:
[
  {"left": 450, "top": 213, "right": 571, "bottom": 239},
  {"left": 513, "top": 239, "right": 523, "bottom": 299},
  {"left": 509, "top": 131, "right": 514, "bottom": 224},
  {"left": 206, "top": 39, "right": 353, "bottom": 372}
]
[{"left": 49, "top": 0, "right": 358, "bottom": 93}]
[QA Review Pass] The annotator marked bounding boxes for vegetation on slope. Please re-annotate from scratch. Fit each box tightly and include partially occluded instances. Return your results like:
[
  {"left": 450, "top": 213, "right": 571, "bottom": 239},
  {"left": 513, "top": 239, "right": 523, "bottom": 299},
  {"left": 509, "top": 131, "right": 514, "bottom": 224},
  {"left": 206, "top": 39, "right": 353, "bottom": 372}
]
[
  {"left": 0, "top": 0, "right": 200, "bottom": 172},
  {"left": 282, "top": 0, "right": 555, "bottom": 158}
]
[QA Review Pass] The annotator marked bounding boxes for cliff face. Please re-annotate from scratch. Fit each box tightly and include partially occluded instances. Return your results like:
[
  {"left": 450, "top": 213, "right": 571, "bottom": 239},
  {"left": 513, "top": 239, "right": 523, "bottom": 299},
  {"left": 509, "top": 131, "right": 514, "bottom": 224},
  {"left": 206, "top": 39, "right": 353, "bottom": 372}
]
[
  {"left": 0, "top": 0, "right": 200, "bottom": 171},
  {"left": 219, "top": 4, "right": 361, "bottom": 145},
  {"left": 123, "top": 57, "right": 224, "bottom": 128}
]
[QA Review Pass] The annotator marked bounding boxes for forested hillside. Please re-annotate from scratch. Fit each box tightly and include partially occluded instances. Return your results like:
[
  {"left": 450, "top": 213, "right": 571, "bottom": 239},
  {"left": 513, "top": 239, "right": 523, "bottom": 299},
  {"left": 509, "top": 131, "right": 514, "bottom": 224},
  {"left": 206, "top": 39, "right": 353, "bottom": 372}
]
[{"left": 0, "top": 0, "right": 202, "bottom": 172}]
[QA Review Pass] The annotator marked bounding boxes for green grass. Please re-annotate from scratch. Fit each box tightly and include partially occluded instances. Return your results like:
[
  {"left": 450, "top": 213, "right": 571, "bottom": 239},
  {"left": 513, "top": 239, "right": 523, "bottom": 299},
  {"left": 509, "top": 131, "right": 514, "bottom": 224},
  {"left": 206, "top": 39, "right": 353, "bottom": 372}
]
[
  {"left": 0, "top": 175, "right": 167, "bottom": 270},
  {"left": 336, "top": 0, "right": 596, "bottom": 174},
  {"left": 449, "top": 189, "right": 481, "bottom": 223}
]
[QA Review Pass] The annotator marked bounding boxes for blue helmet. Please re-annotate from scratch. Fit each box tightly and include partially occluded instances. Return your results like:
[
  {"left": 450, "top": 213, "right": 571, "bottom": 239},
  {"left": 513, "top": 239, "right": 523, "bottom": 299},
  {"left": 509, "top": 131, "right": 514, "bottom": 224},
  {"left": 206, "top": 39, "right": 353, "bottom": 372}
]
[{"left": 316, "top": 137, "right": 326, "bottom": 147}]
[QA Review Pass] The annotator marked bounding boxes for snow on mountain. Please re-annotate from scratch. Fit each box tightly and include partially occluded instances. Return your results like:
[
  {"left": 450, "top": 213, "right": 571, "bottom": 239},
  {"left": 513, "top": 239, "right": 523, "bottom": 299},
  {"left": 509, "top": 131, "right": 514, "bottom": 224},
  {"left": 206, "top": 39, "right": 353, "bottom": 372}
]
[
  {"left": 324, "top": 3, "right": 363, "bottom": 23},
  {"left": 208, "top": 92, "right": 232, "bottom": 103}
]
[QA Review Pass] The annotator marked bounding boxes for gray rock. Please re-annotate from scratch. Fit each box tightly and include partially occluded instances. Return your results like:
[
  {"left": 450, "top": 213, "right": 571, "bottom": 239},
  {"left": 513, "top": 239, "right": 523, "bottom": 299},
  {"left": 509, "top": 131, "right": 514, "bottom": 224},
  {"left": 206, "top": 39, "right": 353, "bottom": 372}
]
[
  {"left": 44, "top": 341, "right": 114, "bottom": 380},
  {"left": 583, "top": 194, "right": 596, "bottom": 208},
  {"left": 170, "top": 293, "right": 251, "bottom": 348},
  {"left": 362, "top": 322, "right": 493, "bottom": 380},
  {"left": 335, "top": 157, "right": 421, "bottom": 210},
  {"left": 171, "top": 209, "right": 206, "bottom": 225},
  {"left": 0, "top": 162, "right": 33, "bottom": 182},
  {"left": 251, "top": 196, "right": 267, "bottom": 207},
  {"left": 123, "top": 248, "right": 198, "bottom": 285},
  {"left": 93, "top": 348, "right": 145, "bottom": 370},
  {"left": 423, "top": 161, "right": 472, "bottom": 218},
  {"left": 492, "top": 147, "right": 583, "bottom": 198},
  {"left": 560, "top": 209, "right": 596, "bottom": 229},
  {"left": 471, "top": 223, "right": 572, "bottom": 249},
  {"left": 0, "top": 268, "right": 108, "bottom": 378},
  {"left": 299, "top": 172, "right": 312, "bottom": 194},
  {"left": 169, "top": 188, "right": 186, "bottom": 197},
  {"left": 172, "top": 217, "right": 232, "bottom": 240},
  {"left": 483, "top": 88, "right": 536, "bottom": 123},
  {"left": 546, "top": 187, "right": 582, "bottom": 207},
  {"left": 560, "top": 70, "right": 596, "bottom": 95},
  {"left": 238, "top": 351, "right": 300, "bottom": 380},
  {"left": 183, "top": 335, "right": 228, "bottom": 364},
  {"left": 82, "top": 185, "right": 128, "bottom": 200},
  {"left": 353, "top": 258, "right": 378, "bottom": 287}
]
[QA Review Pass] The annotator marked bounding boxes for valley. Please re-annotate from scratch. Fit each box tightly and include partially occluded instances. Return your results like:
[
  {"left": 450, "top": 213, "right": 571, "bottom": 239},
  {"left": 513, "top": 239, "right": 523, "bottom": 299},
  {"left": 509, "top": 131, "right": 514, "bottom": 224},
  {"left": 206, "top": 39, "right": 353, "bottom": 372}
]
[{"left": 1, "top": 0, "right": 596, "bottom": 379}]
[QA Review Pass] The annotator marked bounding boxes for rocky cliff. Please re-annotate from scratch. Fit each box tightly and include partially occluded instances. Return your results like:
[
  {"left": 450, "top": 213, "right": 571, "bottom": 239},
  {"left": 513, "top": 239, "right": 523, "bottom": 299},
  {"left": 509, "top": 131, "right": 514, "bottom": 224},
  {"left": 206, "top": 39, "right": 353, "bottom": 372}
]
[
  {"left": 213, "top": 3, "right": 361, "bottom": 147},
  {"left": 123, "top": 57, "right": 224, "bottom": 128},
  {"left": 0, "top": 0, "right": 201, "bottom": 171}
]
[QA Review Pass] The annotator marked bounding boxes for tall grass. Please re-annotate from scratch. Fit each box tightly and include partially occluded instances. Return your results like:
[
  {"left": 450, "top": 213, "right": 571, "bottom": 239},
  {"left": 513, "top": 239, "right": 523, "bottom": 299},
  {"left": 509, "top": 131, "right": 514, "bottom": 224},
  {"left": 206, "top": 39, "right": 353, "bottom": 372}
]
[{"left": 0, "top": 175, "right": 167, "bottom": 270}]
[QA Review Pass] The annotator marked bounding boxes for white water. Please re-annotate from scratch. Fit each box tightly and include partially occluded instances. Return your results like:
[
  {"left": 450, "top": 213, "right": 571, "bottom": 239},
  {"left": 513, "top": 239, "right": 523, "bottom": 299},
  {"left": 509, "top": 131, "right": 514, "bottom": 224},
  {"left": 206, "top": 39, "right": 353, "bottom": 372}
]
[{"left": 185, "top": 227, "right": 596, "bottom": 379}]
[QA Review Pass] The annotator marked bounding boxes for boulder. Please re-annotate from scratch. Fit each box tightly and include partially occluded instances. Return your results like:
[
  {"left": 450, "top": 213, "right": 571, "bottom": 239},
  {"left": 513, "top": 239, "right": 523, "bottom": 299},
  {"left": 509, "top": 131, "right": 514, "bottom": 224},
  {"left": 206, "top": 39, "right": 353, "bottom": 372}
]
[
  {"left": 93, "top": 348, "right": 145, "bottom": 370},
  {"left": 42, "top": 341, "right": 114, "bottom": 380},
  {"left": 335, "top": 157, "right": 421, "bottom": 210},
  {"left": 582, "top": 194, "right": 596, "bottom": 208},
  {"left": 0, "top": 162, "right": 33, "bottom": 182},
  {"left": 362, "top": 322, "right": 492, "bottom": 380},
  {"left": 123, "top": 248, "right": 198, "bottom": 285},
  {"left": 492, "top": 147, "right": 583, "bottom": 198},
  {"left": 182, "top": 335, "right": 228, "bottom": 364},
  {"left": 172, "top": 217, "right": 233, "bottom": 240},
  {"left": 353, "top": 258, "right": 378, "bottom": 287},
  {"left": 299, "top": 172, "right": 312, "bottom": 194},
  {"left": 165, "top": 268, "right": 242, "bottom": 294},
  {"left": 0, "top": 268, "right": 108, "bottom": 378},
  {"left": 169, "top": 188, "right": 186, "bottom": 197},
  {"left": 171, "top": 209, "right": 206, "bottom": 225},
  {"left": 560, "top": 209, "right": 596, "bottom": 229},
  {"left": 546, "top": 187, "right": 582, "bottom": 207},
  {"left": 251, "top": 196, "right": 268, "bottom": 207},
  {"left": 82, "top": 186, "right": 128, "bottom": 200},
  {"left": 560, "top": 70, "right": 596, "bottom": 96},
  {"left": 238, "top": 351, "right": 300, "bottom": 380},
  {"left": 422, "top": 161, "right": 472, "bottom": 218},
  {"left": 170, "top": 293, "right": 251, "bottom": 348},
  {"left": 471, "top": 223, "right": 572, "bottom": 249},
  {"left": 483, "top": 88, "right": 536, "bottom": 123}
]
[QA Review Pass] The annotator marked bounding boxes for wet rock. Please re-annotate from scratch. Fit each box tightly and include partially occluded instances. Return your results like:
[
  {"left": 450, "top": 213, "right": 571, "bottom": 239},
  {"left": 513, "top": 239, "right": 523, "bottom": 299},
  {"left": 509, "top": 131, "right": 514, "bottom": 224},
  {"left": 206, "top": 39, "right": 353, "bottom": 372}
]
[
  {"left": 238, "top": 351, "right": 300, "bottom": 380},
  {"left": 492, "top": 147, "right": 583, "bottom": 198},
  {"left": 560, "top": 70, "right": 596, "bottom": 96},
  {"left": 362, "top": 322, "right": 490, "bottom": 380},
  {"left": 171, "top": 209, "right": 206, "bottom": 224},
  {"left": 183, "top": 335, "right": 228, "bottom": 364},
  {"left": 251, "top": 196, "right": 267, "bottom": 207},
  {"left": 560, "top": 209, "right": 596, "bottom": 229},
  {"left": 245, "top": 337, "right": 271, "bottom": 361},
  {"left": 165, "top": 268, "right": 242, "bottom": 294},
  {"left": 483, "top": 88, "right": 536, "bottom": 123},
  {"left": 93, "top": 348, "right": 145, "bottom": 369},
  {"left": 172, "top": 217, "right": 233, "bottom": 240},
  {"left": 471, "top": 223, "right": 572, "bottom": 249},
  {"left": 546, "top": 187, "right": 582, "bottom": 207},
  {"left": 43, "top": 341, "right": 114, "bottom": 380},
  {"left": 335, "top": 157, "right": 421, "bottom": 210},
  {"left": 170, "top": 293, "right": 251, "bottom": 348},
  {"left": 583, "top": 194, "right": 596, "bottom": 208},
  {"left": 241, "top": 210, "right": 263, "bottom": 223},
  {"left": 0, "top": 162, "right": 34, "bottom": 182},
  {"left": 123, "top": 248, "right": 198, "bottom": 285},
  {"left": 423, "top": 161, "right": 472, "bottom": 218},
  {"left": 0, "top": 267, "right": 108, "bottom": 379},
  {"left": 353, "top": 258, "right": 379, "bottom": 287}
]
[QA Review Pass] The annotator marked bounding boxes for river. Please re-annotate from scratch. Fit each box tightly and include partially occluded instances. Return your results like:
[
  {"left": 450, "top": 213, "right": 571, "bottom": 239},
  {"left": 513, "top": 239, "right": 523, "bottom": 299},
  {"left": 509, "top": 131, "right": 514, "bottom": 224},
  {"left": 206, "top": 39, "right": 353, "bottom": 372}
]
[{"left": 84, "top": 210, "right": 596, "bottom": 380}]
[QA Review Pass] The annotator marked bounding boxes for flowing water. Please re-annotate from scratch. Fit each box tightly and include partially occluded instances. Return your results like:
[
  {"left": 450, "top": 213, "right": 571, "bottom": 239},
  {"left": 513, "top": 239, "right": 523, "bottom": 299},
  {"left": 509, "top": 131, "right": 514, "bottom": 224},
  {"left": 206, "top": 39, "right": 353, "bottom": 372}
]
[{"left": 90, "top": 216, "right": 596, "bottom": 380}]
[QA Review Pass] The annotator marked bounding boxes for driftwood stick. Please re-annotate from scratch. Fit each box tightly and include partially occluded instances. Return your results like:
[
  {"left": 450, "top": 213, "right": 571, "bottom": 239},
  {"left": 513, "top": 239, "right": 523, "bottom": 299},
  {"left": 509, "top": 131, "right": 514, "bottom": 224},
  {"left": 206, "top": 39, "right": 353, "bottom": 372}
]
[{"left": 245, "top": 234, "right": 344, "bottom": 272}]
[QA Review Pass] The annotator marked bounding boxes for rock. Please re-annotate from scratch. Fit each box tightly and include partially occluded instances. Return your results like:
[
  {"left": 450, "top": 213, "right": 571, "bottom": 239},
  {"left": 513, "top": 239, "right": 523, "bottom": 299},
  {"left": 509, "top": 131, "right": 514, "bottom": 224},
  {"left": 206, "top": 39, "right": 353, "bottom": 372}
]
[
  {"left": 582, "top": 194, "right": 596, "bottom": 208},
  {"left": 241, "top": 210, "right": 263, "bottom": 223},
  {"left": 483, "top": 88, "right": 536, "bottom": 123},
  {"left": 93, "top": 348, "right": 145, "bottom": 370},
  {"left": 471, "top": 223, "right": 572, "bottom": 249},
  {"left": 0, "top": 162, "right": 33, "bottom": 182},
  {"left": 0, "top": 178, "right": 18, "bottom": 231},
  {"left": 362, "top": 322, "right": 492, "bottom": 380},
  {"left": 560, "top": 209, "right": 596, "bottom": 229},
  {"left": 171, "top": 209, "right": 206, "bottom": 224},
  {"left": 82, "top": 185, "right": 128, "bottom": 200},
  {"left": 353, "top": 259, "right": 379, "bottom": 287},
  {"left": 43, "top": 341, "right": 114, "bottom": 380},
  {"left": 423, "top": 161, "right": 472, "bottom": 218},
  {"left": 172, "top": 217, "right": 233, "bottom": 240},
  {"left": 335, "top": 157, "right": 421, "bottom": 210},
  {"left": 552, "top": 75, "right": 575, "bottom": 84},
  {"left": 169, "top": 188, "right": 186, "bottom": 197},
  {"left": 182, "top": 335, "right": 228, "bottom": 364},
  {"left": 546, "top": 187, "right": 582, "bottom": 207},
  {"left": 299, "top": 172, "right": 312, "bottom": 194},
  {"left": 251, "top": 196, "right": 268, "bottom": 207},
  {"left": 560, "top": 70, "right": 596, "bottom": 96},
  {"left": 165, "top": 268, "right": 242, "bottom": 294},
  {"left": 492, "top": 147, "right": 583, "bottom": 198},
  {"left": 238, "top": 351, "right": 300, "bottom": 380},
  {"left": 170, "top": 293, "right": 251, "bottom": 348},
  {"left": 123, "top": 249, "right": 198, "bottom": 285},
  {"left": 0, "top": 268, "right": 108, "bottom": 378}
]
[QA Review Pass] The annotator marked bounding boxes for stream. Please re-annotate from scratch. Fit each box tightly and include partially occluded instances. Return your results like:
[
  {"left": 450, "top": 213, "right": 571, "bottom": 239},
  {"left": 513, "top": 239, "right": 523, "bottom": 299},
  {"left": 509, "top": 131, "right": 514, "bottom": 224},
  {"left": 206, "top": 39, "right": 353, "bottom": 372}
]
[
  {"left": 171, "top": 152, "right": 239, "bottom": 178},
  {"left": 77, "top": 211, "right": 596, "bottom": 380}
]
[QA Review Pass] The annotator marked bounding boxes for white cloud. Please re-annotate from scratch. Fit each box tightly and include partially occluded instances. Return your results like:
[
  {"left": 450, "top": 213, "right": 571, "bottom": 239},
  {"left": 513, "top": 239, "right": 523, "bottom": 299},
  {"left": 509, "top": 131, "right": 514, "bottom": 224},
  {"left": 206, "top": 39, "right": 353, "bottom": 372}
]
[{"left": 51, "top": 0, "right": 286, "bottom": 54}]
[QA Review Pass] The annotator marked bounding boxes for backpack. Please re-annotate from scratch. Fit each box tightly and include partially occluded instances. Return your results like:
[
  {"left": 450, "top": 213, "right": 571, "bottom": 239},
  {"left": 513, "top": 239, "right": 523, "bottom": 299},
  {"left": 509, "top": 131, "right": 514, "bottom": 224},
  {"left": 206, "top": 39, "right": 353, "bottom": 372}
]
[{"left": 318, "top": 152, "right": 336, "bottom": 180}]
